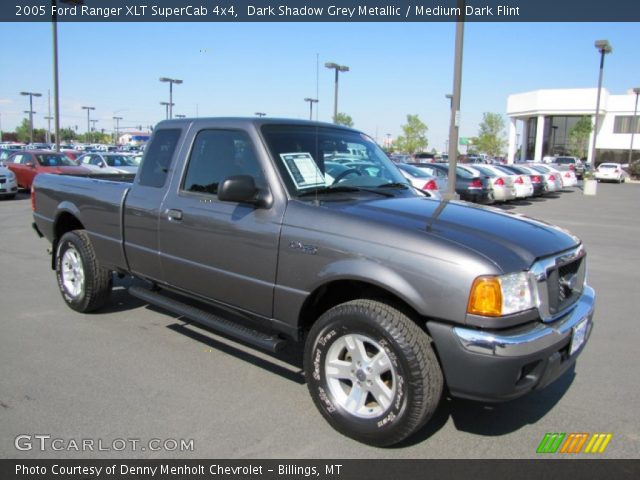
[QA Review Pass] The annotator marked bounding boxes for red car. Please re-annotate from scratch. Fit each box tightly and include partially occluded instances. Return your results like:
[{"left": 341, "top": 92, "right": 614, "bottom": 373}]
[{"left": 7, "top": 150, "right": 91, "bottom": 190}]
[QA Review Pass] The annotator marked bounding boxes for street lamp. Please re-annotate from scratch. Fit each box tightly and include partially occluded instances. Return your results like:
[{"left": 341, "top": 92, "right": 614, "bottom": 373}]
[
  {"left": 81, "top": 106, "right": 95, "bottom": 140},
  {"left": 445, "top": 0, "right": 466, "bottom": 201},
  {"left": 589, "top": 39, "right": 612, "bottom": 166},
  {"left": 175, "top": 114, "right": 186, "bottom": 119},
  {"left": 628, "top": 87, "right": 640, "bottom": 167},
  {"left": 20, "top": 91, "right": 42, "bottom": 144},
  {"left": 255, "top": 112, "right": 266, "bottom": 117},
  {"left": 324, "top": 62, "right": 349, "bottom": 123},
  {"left": 159, "top": 77, "right": 182, "bottom": 119},
  {"left": 113, "top": 116, "right": 122, "bottom": 145},
  {"left": 304, "top": 98, "right": 318, "bottom": 120},
  {"left": 160, "top": 102, "right": 174, "bottom": 120}
]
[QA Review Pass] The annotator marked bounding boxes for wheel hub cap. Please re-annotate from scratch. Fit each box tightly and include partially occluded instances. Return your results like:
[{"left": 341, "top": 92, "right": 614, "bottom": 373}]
[{"left": 324, "top": 333, "right": 397, "bottom": 419}]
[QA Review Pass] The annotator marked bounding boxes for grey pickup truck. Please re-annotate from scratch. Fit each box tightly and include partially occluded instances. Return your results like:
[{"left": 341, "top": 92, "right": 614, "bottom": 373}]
[{"left": 32, "top": 118, "right": 595, "bottom": 446}]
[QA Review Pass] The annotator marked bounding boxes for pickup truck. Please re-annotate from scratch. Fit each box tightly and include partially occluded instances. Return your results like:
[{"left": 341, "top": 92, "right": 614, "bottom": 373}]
[{"left": 32, "top": 118, "right": 595, "bottom": 447}]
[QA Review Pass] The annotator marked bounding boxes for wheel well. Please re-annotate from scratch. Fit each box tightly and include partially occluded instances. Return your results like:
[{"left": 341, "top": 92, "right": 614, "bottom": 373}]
[
  {"left": 51, "top": 212, "right": 85, "bottom": 269},
  {"left": 298, "top": 280, "right": 424, "bottom": 336},
  {"left": 55, "top": 212, "right": 84, "bottom": 241}
]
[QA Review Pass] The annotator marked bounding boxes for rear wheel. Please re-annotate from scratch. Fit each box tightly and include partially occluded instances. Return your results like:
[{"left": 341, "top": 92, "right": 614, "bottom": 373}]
[
  {"left": 304, "top": 299, "right": 443, "bottom": 447},
  {"left": 56, "top": 230, "right": 112, "bottom": 312}
]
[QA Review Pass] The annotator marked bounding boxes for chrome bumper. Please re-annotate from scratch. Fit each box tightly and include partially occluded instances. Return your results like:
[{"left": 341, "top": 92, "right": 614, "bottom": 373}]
[{"left": 452, "top": 286, "right": 595, "bottom": 357}]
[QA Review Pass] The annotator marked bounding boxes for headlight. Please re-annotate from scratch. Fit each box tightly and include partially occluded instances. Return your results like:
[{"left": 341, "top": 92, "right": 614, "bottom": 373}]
[{"left": 467, "top": 272, "right": 537, "bottom": 317}]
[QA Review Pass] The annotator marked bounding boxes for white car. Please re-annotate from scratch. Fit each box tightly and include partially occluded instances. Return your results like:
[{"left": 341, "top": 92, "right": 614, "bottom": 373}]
[
  {"left": 77, "top": 153, "right": 139, "bottom": 174},
  {"left": 0, "top": 166, "right": 18, "bottom": 199},
  {"left": 595, "top": 163, "right": 625, "bottom": 183},
  {"left": 493, "top": 165, "right": 534, "bottom": 199},
  {"left": 396, "top": 163, "right": 443, "bottom": 200}
]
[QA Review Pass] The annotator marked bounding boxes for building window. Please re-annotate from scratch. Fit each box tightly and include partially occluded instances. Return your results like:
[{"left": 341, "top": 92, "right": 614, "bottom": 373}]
[{"left": 613, "top": 116, "right": 640, "bottom": 134}]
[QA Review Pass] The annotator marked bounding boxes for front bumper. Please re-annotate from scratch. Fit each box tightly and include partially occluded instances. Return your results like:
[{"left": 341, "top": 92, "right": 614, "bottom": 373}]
[{"left": 427, "top": 286, "right": 595, "bottom": 402}]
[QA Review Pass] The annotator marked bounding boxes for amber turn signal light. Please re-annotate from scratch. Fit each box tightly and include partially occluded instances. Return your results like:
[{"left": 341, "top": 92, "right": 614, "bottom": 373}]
[{"left": 467, "top": 276, "right": 502, "bottom": 317}]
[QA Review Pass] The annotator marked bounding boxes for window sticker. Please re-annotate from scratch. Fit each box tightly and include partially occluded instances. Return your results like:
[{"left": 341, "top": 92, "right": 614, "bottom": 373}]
[{"left": 280, "top": 152, "right": 326, "bottom": 189}]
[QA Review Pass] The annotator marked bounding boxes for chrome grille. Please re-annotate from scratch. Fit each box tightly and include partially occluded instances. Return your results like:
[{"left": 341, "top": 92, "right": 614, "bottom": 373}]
[{"left": 530, "top": 245, "right": 586, "bottom": 322}]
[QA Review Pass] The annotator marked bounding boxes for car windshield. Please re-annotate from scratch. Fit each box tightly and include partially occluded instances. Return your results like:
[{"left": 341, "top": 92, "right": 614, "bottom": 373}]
[
  {"left": 261, "top": 124, "right": 411, "bottom": 197},
  {"left": 598, "top": 164, "right": 617, "bottom": 169},
  {"left": 105, "top": 155, "right": 136, "bottom": 167},
  {"left": 36, "top": 154, "right": 76, "bottom": 167}
]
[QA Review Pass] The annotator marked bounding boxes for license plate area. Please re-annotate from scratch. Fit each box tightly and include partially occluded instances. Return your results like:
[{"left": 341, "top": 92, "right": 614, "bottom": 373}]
[{"left": 570, "top": 317, "right": 589, "bottom": 356}]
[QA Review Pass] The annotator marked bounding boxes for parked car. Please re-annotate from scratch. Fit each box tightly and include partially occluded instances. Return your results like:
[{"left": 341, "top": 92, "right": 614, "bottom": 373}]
[
  {"left": 6, "top": 150, "right": 91, "bottom": 190},
  {"left": 396, "top": 163, "right": 443, "bottom": 199},
  {"left": 528, "top": 165, "right": 562, "bottom": 193},
  {"left": 548, "top": 165, "right": 578, "bottom": 188},
  {"left": 77, "top": 153, "right": 139, "bottom": 174},
  {"left": 553, "top": 156, "right": 585, "bottom": 179},
  {"left": 502, "top": 165, "right": 546, "bottom": 196},
  {"left": 594, "top": 162, "right": 625, "bottom": 183},
  {"left": 412, "top": 152, "right": 437, "bottom": 163},
  {"left": 459, "top": 164, "right": 517, "bottom": 203},
  {"left": 490, "top": 165, "right": 534, "bottom": 199},
  {"left": 413, "top": 163, "right": 494, "bottom": 204},
  {"left": 0, "top": 165, "right": 18, "bottom": 199}
]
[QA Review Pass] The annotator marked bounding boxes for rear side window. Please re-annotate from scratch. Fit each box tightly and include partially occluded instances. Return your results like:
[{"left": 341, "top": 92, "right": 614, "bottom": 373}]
[
  {"left": 182, "top": 129, "right": 265, "bottom": 195},
  {"left": 138, "top": 129, "right": 181, "bottom": 188}
]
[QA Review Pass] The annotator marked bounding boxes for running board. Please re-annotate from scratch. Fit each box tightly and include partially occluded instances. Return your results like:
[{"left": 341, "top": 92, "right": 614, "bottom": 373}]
[{"left": 129, "top": 286, "right": 287, "bottom": 353}]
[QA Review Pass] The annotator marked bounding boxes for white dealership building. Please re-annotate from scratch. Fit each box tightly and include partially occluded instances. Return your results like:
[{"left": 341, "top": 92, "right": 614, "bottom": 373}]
[{"left": 506, "top": 88, "right": 640, "bottom": 164}]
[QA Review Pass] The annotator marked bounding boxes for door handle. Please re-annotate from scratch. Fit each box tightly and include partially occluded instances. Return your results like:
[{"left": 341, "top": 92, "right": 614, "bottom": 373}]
[{"left": 166, "top": 209, "right": 183, "bottom": 221}]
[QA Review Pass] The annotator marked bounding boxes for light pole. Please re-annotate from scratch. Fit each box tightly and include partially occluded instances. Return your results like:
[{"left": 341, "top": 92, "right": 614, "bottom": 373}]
[
  {"left": 445, "top": 0, "right": 466, "bottom": 200},
  {"left": 159, "top": 77, "right": 182, "bottom": 119},
  {"left": 81, "top": 106, "right": 94, "bottom": 142},
  {"left": 44, "top": 115, "right": 53, "bottom": 144},
  {"left": 255, "top": 112, "right": 266, "bottom": 117},
  {"left": 113, "top": 116, "right": 122, "bottom": 145},
  {"left": 325, "top": 62, "right": 349, "bottom": 124},
  {"left": 589, "top": 39, "right": 612, "bottom": 166},
  {"left": 304, "top": 98, "right": 318, "bottom": 120},
  {"left": 386, "top": 133, "right": 392, "bottom": 151},
  {"left": 175, "top": 114, "right": 186, "bottom": 119},
  {"left": 20, "top": 91, "right": 42, "bottom": 144},
  {"left": 628, "top": 87, "right": 640, "bottom": 167},
  {"left": 160, "top": 102, "right": 173, "bottom": 120}
]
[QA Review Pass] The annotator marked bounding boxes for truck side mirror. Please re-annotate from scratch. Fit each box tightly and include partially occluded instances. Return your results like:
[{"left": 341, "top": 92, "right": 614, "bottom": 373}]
[{"left": 218, "top": 175, "right": 272, "bottom": 209}]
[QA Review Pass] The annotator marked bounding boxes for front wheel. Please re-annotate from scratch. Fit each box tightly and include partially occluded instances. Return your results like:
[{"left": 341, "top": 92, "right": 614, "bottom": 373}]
[
  {"left": 304, "top": 300, "right": 443, "bottom": 447},
  {"left": 56, "top": 230, "right": 112, "bottom": 312}
]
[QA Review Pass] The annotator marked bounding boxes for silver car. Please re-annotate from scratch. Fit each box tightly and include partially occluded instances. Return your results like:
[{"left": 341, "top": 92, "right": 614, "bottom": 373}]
[
  {"left": 460, "top": 164, "right": 517, "bottom": 202},
  {"left": 530, "top": 164, "right": 563, "bottom": 192}
]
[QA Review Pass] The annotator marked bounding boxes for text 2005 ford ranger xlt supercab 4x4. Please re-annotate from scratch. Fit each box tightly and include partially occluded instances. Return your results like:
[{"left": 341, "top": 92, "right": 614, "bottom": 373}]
[{"left": 32, "top": 118, "right": 595, "bottom": 446}]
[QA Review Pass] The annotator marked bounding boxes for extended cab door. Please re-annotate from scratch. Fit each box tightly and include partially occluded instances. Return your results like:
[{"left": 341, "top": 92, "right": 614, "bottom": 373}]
[
  {"left": 157, "top": 126, "right": 284, "bottom": 317},
  {"left": 123, "top": 128, "right": 184, "bottom": 282}
]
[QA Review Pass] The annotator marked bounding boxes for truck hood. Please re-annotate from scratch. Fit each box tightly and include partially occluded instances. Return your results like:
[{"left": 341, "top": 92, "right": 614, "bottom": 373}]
[{"left": 328, "top": 197, "right": 580, "bottom": 272}]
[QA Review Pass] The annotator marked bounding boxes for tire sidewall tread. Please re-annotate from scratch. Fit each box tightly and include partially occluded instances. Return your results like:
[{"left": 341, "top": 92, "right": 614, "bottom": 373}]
[
  {"left": 55, "top": 230, "right": 111, "bottom": 313},
  {"left": 304, "top": 299, "right": 443, "bottom": 447}
]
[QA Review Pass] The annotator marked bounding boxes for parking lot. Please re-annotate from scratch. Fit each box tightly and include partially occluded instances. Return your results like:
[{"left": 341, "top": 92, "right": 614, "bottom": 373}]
[{"left": 1, "top": 182, "right": 639, "bottom": 459}]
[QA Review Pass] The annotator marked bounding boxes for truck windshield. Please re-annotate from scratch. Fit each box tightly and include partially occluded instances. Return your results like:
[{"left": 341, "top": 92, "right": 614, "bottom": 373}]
[{"left": 261, "top": 124, "right": 412, "bottom": 197}]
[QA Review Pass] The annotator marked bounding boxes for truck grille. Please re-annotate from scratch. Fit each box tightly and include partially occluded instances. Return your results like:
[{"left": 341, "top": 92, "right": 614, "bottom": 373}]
[{"left": 531, "top": 245, "right": 586, "bottom": 322}]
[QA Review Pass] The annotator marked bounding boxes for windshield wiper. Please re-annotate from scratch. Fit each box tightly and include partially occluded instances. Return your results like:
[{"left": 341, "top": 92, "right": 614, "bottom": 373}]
[
  {"left": 298, "top": 184, "right": 394, "bottom": 198},
  {"left": 376, "top": 182, "right": 410, "bottom": 190}
]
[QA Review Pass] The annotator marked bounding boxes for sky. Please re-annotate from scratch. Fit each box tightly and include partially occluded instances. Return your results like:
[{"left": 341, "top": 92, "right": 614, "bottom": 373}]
[{"left": 1, "top": 21, "right": 639, "bottom": 150}]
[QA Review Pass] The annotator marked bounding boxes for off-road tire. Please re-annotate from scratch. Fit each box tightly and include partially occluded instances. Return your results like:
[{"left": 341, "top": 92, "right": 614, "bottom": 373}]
[
  {"left": 56, "top": 230, "right": 112, "bottom": 312},
  {"left": 304, "top": 299, "right": 443, "bottom": 447}
]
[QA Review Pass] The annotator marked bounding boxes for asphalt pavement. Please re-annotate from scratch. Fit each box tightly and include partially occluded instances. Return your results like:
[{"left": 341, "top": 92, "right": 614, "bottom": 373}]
[{"left": 1, "top": 182, "right": 639, "bottom": 459}]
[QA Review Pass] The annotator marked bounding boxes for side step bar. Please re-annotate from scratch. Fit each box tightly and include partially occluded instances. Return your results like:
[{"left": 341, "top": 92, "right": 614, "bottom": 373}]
[{"left": 129, "top": 286, "right": 287, "bottom": 353}]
